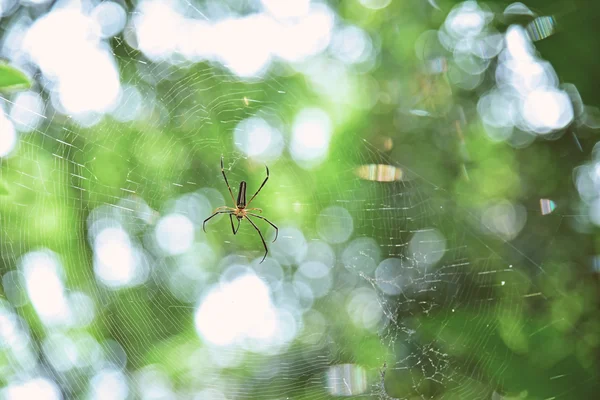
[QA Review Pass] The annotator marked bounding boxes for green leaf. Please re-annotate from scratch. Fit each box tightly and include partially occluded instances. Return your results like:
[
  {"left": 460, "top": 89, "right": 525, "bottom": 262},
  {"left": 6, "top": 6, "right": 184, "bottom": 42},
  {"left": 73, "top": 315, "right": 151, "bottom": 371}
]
[
  {"left": 0, "top": 63, "right": 31, "bottom": 91},
  {"left": 0, "top": 180, "right": 9, "bottom": 195}
]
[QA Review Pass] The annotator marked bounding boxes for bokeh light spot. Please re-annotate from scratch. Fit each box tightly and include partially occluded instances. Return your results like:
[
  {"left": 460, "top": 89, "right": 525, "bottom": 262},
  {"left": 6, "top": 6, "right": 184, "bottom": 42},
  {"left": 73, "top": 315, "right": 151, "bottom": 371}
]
[
  {"left": 9, "top": 91, "right": 45, "bottom": 133},
  {"left": 408, "top": 229, "right": 446, "bottom": 268},
  {"left": 3, "top": 378, "right": 62, "bottom": 400},
  {"left": 94, "top": 226, "right": 147, "bottom": 288},
  {"left": 317, "top": 206, "right": 353, "bottom": 244},
  {"left": 0, "top": 111, "right": 17, "bottom": 157},
  {"left": 21, "top": 250, "right": 71, "bottom": 326},
  {"left": 290, "top": 108, "right": 332, "bottom": 168},
  {"left": 195, "top": 274, "right": 283, "bottom": 348},
  {"left": 155, "top": 213, "right": 195, "bottom": 255}
]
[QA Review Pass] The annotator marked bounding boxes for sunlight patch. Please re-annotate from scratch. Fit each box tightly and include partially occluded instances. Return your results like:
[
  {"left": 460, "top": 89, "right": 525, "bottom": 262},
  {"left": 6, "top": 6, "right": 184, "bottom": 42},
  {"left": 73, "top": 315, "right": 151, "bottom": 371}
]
[
  {"left": 91, "top": 1, "right": 127, "bottom": 38},
  {"left": 234, "top": 116, "right": 284, "bottom": 160},
  {"left": 89, "top": 369, "right": 129, "bottom": 400},
  {"left": 133, "top": 0, "right": 333, "bottom": 74},
  {"left": 195, "top": 274, "right": 289, "bottom": 349},
  {"left": 2, "top": 378, "right": 61, "bottom": 400},
  {"left": 23, "top": 6, "right": 121, "bottom": 116},
  {"left": 0, "top": 111, "right": 17, "bottom": 157},
  {"left": 155, "top": 213, "right": 195, "bottom": 255},
  {"left": 261, "top": 0, "right": 311, "bottom": 19},
  {"left": 290, "top": 108, "right": 332, "bottom": 169},
  {"left": 9, "top": 91, "right": 45, "bottom": 133},
  {"left": 93, "top": 225, "right": 148, "bottom": 288},
  {"left": 21, "top": 250, "right": 71, "bottom": 326}
]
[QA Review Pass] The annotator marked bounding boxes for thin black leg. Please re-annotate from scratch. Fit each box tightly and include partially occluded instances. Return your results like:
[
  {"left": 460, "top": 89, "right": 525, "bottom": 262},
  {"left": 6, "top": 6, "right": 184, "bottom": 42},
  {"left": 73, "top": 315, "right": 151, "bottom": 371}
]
[
  {"left": 203, "top": 210, "right": 233, "bottom": 232},
  {"left": 247, "top": 213, "right": 278, "bottom": 242},
  {"left": 245, "top": 165, "right": 269, "bottom": 207},
  {"left": 245, "top": 216, "right": 269, "bottom": 263},
  {"left": 220, "top": 156, "right": 237, "bottom": 206},
  {"left": 229, "top": 214, "right": 241, "bottom": 234}
]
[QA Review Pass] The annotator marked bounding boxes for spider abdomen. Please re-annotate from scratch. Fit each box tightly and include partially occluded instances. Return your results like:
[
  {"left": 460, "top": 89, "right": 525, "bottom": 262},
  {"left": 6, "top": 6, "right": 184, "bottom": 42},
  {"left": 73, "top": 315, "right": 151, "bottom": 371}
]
[{"left": 237, "top": 181, "right": 247, "bottom": 208}]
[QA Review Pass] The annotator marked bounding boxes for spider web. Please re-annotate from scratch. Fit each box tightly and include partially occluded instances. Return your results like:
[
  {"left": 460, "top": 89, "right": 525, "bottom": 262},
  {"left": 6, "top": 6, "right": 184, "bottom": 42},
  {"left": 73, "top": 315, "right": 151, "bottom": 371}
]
[{"left": 0, "top": 1, "right": 594, "bottom": 400}]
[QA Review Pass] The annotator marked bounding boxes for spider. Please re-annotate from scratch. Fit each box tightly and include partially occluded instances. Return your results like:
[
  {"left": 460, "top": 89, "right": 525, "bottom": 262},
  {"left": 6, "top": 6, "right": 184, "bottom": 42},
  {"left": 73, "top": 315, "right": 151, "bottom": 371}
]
[{"left": 202, "top": 156, "right": 278, "bottom": 263}]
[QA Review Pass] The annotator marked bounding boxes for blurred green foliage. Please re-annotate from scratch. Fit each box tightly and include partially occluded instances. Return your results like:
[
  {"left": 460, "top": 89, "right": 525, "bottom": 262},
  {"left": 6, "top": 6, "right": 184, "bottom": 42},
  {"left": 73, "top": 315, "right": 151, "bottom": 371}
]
[{"left": 0, "top": 0, "right": 599, "bottom": 399}]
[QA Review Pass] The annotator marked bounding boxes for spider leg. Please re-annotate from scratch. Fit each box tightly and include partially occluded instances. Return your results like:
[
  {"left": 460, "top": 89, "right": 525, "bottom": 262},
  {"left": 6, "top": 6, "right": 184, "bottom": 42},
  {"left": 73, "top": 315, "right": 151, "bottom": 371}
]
[
  {"left": 203, "top": 210, "right": 234, "bottom": 232},
  {"left": 245, "top": 208, "right": 262, "bottom": 213},
  {"left": 214, "top": 206, "right": 236, "bottom": 212},
  {"left": 247, "top": 213, "right": 278, "bottom": 242},
  {"left": 229, "top": 214, "right": 241, "bottom": 234},
  {"left": 245, "top": 216, "right": 269, "bottom": 263},
  {"left": 245, "top": 164, "right": 269, "bottom": 208},
  {"left": 220, "top": 156, "right": 237, "bottom": 206}
]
